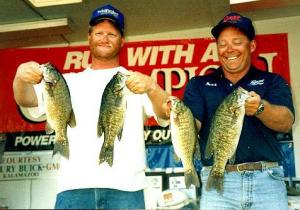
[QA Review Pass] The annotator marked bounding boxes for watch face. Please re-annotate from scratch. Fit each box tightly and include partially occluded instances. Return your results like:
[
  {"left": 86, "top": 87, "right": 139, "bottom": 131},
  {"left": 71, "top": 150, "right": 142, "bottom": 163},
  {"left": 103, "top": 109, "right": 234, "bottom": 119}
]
[{"left": 255, "top": 101, "right": 264, "bottom": 116}]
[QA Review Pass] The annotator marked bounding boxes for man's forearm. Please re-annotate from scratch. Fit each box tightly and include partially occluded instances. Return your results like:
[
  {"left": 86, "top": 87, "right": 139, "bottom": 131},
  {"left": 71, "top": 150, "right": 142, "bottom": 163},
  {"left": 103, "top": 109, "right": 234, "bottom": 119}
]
[
  {"left": 13, "top": 77, "right": 38, "bottom": 107},
  {"left": 256, "top": 100, "right": 294, "bottom": 133},
  {"left": 147, "top": 82, "right": 170, "bottom": 120}
]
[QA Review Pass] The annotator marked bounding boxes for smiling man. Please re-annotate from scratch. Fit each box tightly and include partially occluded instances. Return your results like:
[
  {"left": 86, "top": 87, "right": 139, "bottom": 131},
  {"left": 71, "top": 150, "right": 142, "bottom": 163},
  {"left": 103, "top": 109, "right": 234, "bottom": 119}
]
[
  {"left": 183, "top": 12, "right": 294, "bottom": 209},
  {"left": 13, "top": 4, "right": 170, "bottom": 209}
]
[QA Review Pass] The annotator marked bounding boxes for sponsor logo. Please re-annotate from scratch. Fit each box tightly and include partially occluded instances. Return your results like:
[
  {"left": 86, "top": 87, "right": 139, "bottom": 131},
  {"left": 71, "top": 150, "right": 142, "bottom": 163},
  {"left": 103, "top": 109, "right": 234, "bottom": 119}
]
[
  {"left": 248, "top": 79, "right": 264, "bottom": 86},
  {"left": 223, "top": 15, "right": 241, "bottom": 23},
  {"left": 98, "top": 9, "right": 119, "bottom": 18},
  {"left": 205, "top": 82, "right": 217, "bottom": 87},
  {"left": 4, "top": 132, "right": 55, "bottom": 152},
  {"left": 14, "top": 135, "right": 55, "bottom": 147}
]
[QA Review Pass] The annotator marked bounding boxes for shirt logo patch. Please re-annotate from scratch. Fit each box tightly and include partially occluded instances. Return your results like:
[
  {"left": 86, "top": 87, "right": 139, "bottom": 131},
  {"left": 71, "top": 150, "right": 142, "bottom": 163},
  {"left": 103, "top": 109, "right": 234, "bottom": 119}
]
[
  {"left": 248, "top": 79, "right": 264, "bottom": 86},
  {"left": 205, "top": 82, "right": 217, "bottom": 87}
]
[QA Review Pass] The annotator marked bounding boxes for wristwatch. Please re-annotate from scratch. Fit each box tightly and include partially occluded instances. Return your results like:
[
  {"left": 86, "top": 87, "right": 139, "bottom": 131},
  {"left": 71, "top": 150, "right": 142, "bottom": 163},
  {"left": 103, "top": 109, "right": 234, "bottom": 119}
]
[{"left": 255, "top": 100, "right": 265, "bottom": 116}]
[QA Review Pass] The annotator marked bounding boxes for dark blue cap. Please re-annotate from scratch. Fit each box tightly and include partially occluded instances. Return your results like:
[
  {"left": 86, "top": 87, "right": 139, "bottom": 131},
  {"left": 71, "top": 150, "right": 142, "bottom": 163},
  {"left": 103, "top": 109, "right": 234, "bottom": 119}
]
[
  {"left": 89, "top": 4, "right": 124, "bottom": 35},
  {"left": 211, "top": 12, "right": 255, "bottom": 40}
]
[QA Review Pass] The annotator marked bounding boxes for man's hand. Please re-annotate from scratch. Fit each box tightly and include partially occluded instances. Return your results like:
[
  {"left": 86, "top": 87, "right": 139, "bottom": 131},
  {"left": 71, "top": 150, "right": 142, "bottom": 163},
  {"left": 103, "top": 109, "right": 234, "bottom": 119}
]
[
  {"left": 245, "top": 91, "right": 261, "bottom": 116},
  {"left": 125, "top": 71, "right": 155, "bottom": 94},
  {"left": 13, "top": 61, "right": 42, "bottom": 107},
  {"left": 125, "top": 70, "right": 170, "bottom": 121},
  {"left": 15, "top": 61, "right": 43, "bottom": 85}
]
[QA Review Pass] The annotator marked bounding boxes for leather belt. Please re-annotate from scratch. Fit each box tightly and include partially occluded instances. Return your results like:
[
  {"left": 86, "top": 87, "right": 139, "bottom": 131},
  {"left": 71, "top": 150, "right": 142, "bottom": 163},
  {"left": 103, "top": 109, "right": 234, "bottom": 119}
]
[{"left": 225, "top": 161, "right": 279, "bottom": 172}]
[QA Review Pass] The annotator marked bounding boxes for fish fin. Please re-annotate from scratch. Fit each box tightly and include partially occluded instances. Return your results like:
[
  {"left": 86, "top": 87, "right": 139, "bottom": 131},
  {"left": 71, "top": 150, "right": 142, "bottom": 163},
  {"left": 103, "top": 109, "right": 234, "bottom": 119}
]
[
  {"left": 68, "top": 110, "right": 76, "bottom": 128},
  {"left": 229, "top": 154, "right": 236, "bottom": 164},
  {"left": 117, "top": 127, "right": 123, "bottom": 141},
  {"left": 45, "top": 122, "right": 54, "bottom": 134},
  {"left": 193, "top": 120, "right": 201, "bottom": 160},
  {"left": 194, "top": 140, "right": 201, "bottom": 160},
  {"left": 184, "top": 169, "right": 200, "bottom": 188},
  {"left": 173, "top": 152, "right": 181, "bottom": 163},
  {"left": 97, "top": 121, "right": 103, "bottom": 138},
  {"left": 115, "top": 96, "right": 123, "bottom": 106},
  {"left": 204, "top": 138, "right": 213, "bottom": 159},
  {"left": 52, "top": 140, "right": 69, "bottom": 159},
  {"left": 206, "top": 170, "right": 224, "bottom": 194},
  {"left": 47, "top": 86, "right": 54, "bottom": 97},
  {"left": 174, "top": 114, "right": 180, "bottom": 126},
  {"left": 117, "top": 100, "right": 126, "bottom": 141},
  {"left": 99, "top": 145, "right": 114, "bottom": 167}
]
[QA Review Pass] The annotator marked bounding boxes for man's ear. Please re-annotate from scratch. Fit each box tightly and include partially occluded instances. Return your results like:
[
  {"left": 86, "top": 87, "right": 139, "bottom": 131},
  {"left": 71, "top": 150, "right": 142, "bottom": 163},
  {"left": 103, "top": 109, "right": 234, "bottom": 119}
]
[
  {"left": 121, "top": 37, "right": 125, "bottom": 47},
  {"left": 250, "top": 39, "right": 257, "bottom": 53}
]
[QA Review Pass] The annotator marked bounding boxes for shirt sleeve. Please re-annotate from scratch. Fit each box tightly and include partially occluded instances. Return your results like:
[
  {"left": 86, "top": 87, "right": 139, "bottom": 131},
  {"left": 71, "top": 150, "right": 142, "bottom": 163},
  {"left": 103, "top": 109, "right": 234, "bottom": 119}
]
[
  {"left": 25, "top": 82, "right": 45, "bottom": 118},
  {"left": 142, "top": 94, "right": 169, "bottom": 127},
  {"left": 265, "top": 74, "right": 295, "bottom": 116}
]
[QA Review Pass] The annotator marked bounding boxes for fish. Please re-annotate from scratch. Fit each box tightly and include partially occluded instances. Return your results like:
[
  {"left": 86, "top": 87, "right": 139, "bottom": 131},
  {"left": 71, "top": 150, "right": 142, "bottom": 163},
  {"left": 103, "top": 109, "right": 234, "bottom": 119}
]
[
  {"left": 205, "top": 87, "right": 250, "bottom": 193},
  {"left": 170, "top": 97, "right": 201, "bottom": 188},
  {"left": 97, "top": 72, "right": 128, "bottom": 166},
  {"left": 41, "top": 62, "right": 76, "bottom": 159}
]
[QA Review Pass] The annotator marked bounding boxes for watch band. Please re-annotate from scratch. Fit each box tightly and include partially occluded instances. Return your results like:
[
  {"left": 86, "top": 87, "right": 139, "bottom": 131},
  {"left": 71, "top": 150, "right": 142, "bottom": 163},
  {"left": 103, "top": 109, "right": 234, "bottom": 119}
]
[{"left": 255, "top": 100, "right": 265, "bottom": 116}]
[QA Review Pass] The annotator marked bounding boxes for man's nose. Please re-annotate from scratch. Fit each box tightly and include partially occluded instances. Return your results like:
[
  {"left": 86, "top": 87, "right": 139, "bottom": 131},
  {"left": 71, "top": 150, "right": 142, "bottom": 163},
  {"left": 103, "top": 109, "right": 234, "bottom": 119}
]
[{"left": 226, "top": 44, "right": 234, "bottom": 52}]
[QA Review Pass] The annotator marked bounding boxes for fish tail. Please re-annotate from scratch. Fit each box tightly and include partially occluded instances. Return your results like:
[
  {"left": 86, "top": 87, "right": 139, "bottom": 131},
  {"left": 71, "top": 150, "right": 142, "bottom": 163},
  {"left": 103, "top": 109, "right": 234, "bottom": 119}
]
[
  {"left": 99, "top": 145, "right": 114, "bottom": 167},
  {"left": 184, "top": 168, "right": 200, "bottom": 188},
  {"left": 53, "top": 140, "right": 69, "bottom": 159},
  {"left": 206, "top": 169, "right": 224, "bottom": 194}
]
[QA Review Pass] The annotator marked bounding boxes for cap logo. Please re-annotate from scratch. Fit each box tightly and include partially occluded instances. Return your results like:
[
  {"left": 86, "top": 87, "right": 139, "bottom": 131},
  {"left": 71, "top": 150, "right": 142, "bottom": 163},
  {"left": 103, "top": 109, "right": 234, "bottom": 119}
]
[
  {"left": 97, "top": 8, "right": 119, "bottom": 18},
  {"left": 223, "top": 15, "right": 241, "bottom": 23}
]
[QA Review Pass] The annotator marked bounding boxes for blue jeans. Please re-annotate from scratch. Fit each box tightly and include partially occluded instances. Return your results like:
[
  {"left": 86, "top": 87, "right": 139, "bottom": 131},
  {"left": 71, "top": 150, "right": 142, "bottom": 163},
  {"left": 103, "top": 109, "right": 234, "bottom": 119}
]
[
  {"left": 200, "top": 166, "right": 288, "bottom": 210},
  {"left": 54, "top": 188, "right": 145, "bottom": 209}
]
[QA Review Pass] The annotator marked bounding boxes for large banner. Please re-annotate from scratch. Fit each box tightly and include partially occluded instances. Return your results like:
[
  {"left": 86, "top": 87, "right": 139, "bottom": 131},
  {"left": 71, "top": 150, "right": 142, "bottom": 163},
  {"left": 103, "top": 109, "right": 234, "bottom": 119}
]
[
  {"left": 0, "top": 151, "right": 60, "bottom": 180},
  {"left": 0, "top": 34, "right": 291, "bottom": 151}
]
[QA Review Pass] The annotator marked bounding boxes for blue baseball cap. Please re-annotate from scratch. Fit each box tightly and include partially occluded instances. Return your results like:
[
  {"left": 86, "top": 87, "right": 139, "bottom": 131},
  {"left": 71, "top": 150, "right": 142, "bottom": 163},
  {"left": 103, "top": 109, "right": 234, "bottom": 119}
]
[
  {"left": 89, "top": 4, "right": 124, "bottom": 35},
  {"left": 211, "top": 12, "right": 255, "bottom": 40}
]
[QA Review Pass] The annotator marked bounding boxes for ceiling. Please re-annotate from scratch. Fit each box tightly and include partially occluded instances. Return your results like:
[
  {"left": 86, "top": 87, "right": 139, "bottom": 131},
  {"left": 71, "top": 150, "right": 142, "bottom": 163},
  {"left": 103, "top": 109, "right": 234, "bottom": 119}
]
[{"left": 1, "top": 0, "right": 300, "bottom": 48}]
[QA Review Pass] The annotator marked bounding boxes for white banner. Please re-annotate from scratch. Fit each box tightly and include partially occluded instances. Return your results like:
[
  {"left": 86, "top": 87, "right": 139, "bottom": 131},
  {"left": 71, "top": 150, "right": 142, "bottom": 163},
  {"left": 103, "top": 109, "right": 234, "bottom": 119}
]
[{"left": 0, "top": 151, "right": 60, "bottom": 180}]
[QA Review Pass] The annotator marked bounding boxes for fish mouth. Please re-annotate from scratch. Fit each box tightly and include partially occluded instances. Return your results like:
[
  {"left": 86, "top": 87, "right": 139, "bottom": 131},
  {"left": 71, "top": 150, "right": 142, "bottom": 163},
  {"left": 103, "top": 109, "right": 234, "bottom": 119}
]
[
  {"left": 39, "top": 64, "right": 52, "bottom": 83},
  {"left": 43, "top": 76, "right": 56, "bottom": 84},
  {"left": 113, "top": 85, "right": 125, "bottom": 93},
  {"left": 112, "top": 72, "right": 129, "bottom": 92},
  {"left": 168, "top": 96, "right": 179, "bottom": 110},
  {"left": 43, "top": 78, "right": 54, "bottom": 84},
  {"left": 117, "top": 72, "right": 129, "bottom": 78}
]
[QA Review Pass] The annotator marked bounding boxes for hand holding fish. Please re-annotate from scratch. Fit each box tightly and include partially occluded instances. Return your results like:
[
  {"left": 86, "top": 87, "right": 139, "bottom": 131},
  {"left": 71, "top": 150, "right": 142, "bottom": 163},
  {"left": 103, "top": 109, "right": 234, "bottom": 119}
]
[
  {"left": 125, "top": 71, "right": 155, "bottom": 94},
  {"left": 125, "top": 70, "right": 170, "bottom": 120},
  {"left": 245, "top": 91, "right": 262, "bottom": 116},
  {"left": 163, "top": 96, "right": 174, "bottom": 119},
  {"left": 13, "top": 61, "right": 44, "bottom": 107},
  {"left": 15, "top": 61, "right": 43, "bottom": 85}
]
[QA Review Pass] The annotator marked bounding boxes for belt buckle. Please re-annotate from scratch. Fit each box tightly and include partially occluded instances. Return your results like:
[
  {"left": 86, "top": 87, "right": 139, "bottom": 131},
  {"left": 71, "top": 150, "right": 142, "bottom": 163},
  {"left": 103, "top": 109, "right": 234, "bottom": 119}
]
[{"left": 236, "top": 163, "right": 248, "bottom": 172}]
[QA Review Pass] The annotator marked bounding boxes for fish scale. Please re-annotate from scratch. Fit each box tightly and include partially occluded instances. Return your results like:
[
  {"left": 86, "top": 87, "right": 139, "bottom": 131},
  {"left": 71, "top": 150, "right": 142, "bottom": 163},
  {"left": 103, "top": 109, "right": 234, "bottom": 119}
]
[
  {"left": 97, "top": 72, "right": 127, "bottom": 167},
  {"left": 170, "top": 97, "right": 201, "bottom": 188},
  {"left": 205, "top": 87, "right": 250, "bottom": 194},
  {"left": 41, "top": 62, "right": 76, "bottom": 159}
]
